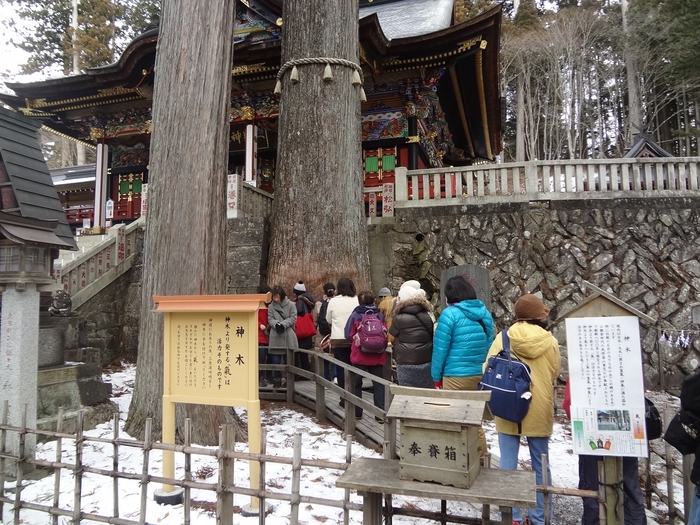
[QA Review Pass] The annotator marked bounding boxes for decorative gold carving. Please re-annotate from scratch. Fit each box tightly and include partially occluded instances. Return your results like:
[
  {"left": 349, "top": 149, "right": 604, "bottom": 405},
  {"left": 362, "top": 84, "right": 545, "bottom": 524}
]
[
  {"left": 406, "top": 135, "right": 420, "bottom": 144},
  {"left": 97, "top": 86, "right": 134, "bottom": 97},
  {"left": 480, "top": 40, "right": 488, "bottom": 50},
  {"left": 25, "top": 98, "right": 46, "bottom": 110},
  {"left": 276, "top": 17, "right": 283, "bottom": 26},
  {"left": 136, "top": 85, "right": 153, "bottom": 99},
  {"left": 24, "top": 86, "right": 135, "bottom": 110},
  {"left": 145, "top": 120, "right": 152, "bottom": 133},
  {"left": 89, "top": 127, "right": 105, "bottom": 141},
  {"left": 232, "top": 62, "right": 270, "bottom": 76},
  {"left": 457, "top": 36, "right": 483, "bottom": 53},
  {"left": 240, "top": 106, "right": 255, "bottom": 121}
]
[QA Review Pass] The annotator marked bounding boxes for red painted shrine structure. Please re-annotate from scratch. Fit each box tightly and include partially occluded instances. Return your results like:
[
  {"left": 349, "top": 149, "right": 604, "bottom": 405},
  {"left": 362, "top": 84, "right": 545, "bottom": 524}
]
[{"left": 0, "top": 0, "right": 502, "bottom": 229}]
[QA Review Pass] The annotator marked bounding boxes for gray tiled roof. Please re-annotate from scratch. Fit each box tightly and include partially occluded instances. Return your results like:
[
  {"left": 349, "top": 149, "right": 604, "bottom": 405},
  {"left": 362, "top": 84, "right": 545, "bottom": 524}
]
[
  {"left": 360, "top": 0, "right": 454, "bottom": 40},
  {"left": 0, "top": 108, "right": 77, "bottom": 250}
]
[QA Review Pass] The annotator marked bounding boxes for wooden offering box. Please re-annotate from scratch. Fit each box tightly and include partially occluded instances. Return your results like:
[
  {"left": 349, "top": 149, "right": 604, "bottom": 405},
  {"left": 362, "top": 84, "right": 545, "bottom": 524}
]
[{"left": 386, "top": 390, "right": 488, "bottom": 489}]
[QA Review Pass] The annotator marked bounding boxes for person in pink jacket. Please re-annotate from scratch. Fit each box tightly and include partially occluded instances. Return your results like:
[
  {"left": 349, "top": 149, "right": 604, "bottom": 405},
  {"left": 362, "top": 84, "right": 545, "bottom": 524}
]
[{"left": 345, "top": 290, "right": 388, "bottom": 423}]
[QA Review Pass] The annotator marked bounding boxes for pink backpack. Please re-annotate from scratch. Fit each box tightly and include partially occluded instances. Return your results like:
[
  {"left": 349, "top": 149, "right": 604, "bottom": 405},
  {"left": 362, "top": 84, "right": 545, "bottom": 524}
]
[{"left": 353, "top": 312, "right": 388, "bottom": 353}]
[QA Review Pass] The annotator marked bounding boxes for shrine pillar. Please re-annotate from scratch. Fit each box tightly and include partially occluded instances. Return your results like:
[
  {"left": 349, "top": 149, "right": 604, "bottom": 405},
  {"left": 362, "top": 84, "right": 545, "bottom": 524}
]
[
  {"left": 94, "top": 143, "right": 109, "bottom": 233},
  {"left": 245, "top": 122, "right": 257, "bottom": 184}
]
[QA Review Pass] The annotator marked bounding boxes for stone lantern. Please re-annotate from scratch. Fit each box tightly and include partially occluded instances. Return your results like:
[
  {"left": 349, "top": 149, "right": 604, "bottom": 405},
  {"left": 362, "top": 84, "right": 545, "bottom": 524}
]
[{"left": 0, "top": 212, "right": 73, "bottom": 475}]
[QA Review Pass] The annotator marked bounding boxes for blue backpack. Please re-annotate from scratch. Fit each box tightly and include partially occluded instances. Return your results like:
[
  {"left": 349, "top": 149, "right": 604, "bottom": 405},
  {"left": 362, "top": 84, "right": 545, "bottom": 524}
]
[{"left": 479, "top": 330, "right": 533, "bottom": 429}]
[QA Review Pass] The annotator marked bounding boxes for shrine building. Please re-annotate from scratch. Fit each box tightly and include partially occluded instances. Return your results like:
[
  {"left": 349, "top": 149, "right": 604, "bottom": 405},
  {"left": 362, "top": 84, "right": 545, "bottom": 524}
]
[{"left": 0, "top": 0, "right": 502, "bottom": 232}]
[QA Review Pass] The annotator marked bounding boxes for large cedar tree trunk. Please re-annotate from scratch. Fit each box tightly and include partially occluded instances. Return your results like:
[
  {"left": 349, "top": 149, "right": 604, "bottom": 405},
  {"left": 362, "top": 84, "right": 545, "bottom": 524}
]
[
  {"left": 267, "top": 0, "right": 371, "bottom": 296},
  {"left": 125, "top": 0, "right": 241, "bottom": 445}
]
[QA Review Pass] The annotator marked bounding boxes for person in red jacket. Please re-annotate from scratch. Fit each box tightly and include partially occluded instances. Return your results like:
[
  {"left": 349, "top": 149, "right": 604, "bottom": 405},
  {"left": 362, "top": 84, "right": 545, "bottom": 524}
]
[{"left": 257, "top": 285, "right": 271, "bottom": 387}]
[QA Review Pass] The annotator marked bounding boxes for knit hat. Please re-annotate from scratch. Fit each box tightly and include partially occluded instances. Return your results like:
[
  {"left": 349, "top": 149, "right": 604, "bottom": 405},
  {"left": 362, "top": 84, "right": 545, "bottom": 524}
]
[
  {"left": 398, "top": 286, "right": 425, "bottom": 301},
  {"left": 402, "top": 280, "right": 421, "bottom": 291},
  {"left": 293, "top": 281, "right": 306, "bottom": 295},
  {"left": 378, "top": 287, "right": 391, "bottom": 297},
  {"left": 515, "top": 294, "right": 549, "bottom": 321}
]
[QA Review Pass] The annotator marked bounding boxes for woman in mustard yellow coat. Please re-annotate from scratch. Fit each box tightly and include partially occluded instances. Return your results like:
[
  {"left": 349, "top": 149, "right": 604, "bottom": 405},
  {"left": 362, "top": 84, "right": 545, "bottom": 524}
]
[{"left": 484, "top": 294, "right": 560, "bottom": 525}]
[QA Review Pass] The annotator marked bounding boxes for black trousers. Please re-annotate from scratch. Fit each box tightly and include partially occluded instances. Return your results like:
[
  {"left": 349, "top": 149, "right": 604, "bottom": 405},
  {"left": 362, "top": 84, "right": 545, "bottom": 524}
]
[
  {"left": 333, "top": 346, "right": 362, "bottom": 417},
  {"left": 579, "top": 455, "right": 647, "bottom": 525}
]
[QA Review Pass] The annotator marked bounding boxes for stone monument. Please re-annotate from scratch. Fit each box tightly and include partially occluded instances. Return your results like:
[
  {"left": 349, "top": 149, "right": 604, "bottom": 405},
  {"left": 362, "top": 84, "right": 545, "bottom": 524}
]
[{"left": 439, "top": 265, "right": 491, "bottom": 310}]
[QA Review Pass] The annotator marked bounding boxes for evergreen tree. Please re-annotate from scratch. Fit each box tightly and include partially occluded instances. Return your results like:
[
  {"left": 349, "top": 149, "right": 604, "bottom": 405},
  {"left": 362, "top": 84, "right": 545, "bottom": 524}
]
[{"left": 3, "top": 0, "right": 158, "bottom": 74}]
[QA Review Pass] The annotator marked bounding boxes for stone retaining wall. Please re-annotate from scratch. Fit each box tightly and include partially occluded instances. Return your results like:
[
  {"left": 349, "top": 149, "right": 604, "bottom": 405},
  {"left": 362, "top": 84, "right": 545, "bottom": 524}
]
[
  {"left": 369, "top": 196, "right": 700, "bottom": 388},
  {"left": 73, "top": 228, "right": 144, "bottom": 365}
]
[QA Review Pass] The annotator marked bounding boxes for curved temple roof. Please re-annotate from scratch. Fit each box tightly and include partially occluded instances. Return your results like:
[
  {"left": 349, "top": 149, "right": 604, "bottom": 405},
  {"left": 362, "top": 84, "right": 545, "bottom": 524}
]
[
  {"left": 0, "top": 0, "right": 502, "bottom": 163},
  {"left": 359, "top": 0, "right": 455, "bottom": 40}
]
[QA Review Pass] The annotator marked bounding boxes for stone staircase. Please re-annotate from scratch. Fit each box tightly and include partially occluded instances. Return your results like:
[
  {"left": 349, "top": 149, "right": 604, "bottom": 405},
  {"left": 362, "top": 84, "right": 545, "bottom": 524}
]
[{"left": 54, "top": 217, "right": 145, "bottom": 309}]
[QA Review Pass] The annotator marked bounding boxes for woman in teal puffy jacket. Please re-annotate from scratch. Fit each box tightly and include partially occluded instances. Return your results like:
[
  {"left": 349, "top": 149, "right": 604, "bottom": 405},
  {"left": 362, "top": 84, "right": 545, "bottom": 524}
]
[{"left": 431, "top": 275, "right": 494, "bottom": 456}]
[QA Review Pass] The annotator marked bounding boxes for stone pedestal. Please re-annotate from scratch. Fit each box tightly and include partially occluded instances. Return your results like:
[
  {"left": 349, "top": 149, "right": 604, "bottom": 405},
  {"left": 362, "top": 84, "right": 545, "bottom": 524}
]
[{"left": 0, "top": 283, "right": 39, "bottom": 475}]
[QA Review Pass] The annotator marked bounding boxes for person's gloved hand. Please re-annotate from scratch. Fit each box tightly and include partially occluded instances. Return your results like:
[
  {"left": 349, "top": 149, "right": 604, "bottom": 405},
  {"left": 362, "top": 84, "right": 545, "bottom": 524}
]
[
  {"left": 275, "top": 323, "right": 285, "bottom": 334},
  {"left": 434, "top": 381, "right": 443, "bottom": 390}
]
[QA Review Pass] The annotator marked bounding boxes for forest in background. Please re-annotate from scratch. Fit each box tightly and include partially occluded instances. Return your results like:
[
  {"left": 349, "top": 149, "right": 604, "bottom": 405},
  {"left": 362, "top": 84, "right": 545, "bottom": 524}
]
[{"left": 2, "top": 0, "right": 699, "bottom": 164}]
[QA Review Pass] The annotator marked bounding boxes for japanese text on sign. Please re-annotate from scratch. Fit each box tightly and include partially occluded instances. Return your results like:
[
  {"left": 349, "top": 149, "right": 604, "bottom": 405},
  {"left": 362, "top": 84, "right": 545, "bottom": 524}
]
[{"left": 565, "top": 316, "right": 647, "bottom": 457}]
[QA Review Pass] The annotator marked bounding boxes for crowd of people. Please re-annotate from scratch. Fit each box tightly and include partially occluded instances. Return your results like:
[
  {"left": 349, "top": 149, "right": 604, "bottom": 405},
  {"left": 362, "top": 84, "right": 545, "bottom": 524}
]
[{"left": 255, "top": 276, "right": 700, "bottom": 525}]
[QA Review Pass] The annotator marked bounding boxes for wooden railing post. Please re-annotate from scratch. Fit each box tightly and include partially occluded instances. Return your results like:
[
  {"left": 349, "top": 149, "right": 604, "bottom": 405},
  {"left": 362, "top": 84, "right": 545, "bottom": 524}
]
[
  {"left": 395, "top": 167, "right": 409, "bottom": 202},
  {"left": 218, "top": 424, "right": 235, "bottom": 525},
  {"left": 524, "top": 162, "right": 539, "bottom": 193},
  {"left": 315, "top": 353, "right": 327, "bottom": 422}
]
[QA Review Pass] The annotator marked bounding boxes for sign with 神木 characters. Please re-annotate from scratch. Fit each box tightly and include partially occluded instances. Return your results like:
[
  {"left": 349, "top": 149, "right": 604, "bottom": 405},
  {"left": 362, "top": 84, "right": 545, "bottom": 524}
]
[{"left": 565, "top": 316, "right": 648, "bottom": 458}]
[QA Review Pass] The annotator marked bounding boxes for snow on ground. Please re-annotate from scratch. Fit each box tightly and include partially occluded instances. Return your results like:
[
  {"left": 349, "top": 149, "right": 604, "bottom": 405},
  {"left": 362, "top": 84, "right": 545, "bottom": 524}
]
[{"left": 1, "top": 366, "right": 679, "bottom": 524}]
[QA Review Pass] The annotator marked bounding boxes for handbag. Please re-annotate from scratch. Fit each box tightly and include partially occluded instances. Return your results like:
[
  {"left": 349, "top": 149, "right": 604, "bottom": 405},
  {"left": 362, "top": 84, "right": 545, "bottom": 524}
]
[
  {"left": 295, "top": 312, "right": 317, "bottom": 339},
  {"left": 319, "top": 334, "right": 331, "bottom": 353},
  {"left": 478, "top": 330, "right": 533, "bottom": 429}
]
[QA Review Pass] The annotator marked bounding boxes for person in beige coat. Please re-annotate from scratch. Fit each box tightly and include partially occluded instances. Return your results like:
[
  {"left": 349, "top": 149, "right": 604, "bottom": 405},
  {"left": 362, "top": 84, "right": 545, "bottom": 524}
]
[{"left": 484, "top": 294, "right": 560, "bottom": 525}]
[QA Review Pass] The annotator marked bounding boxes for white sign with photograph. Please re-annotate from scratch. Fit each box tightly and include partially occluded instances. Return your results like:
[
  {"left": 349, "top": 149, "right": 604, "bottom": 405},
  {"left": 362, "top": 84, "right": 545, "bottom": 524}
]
[{"left": 565, "top": 316, "right": 648, "bottom": 457}]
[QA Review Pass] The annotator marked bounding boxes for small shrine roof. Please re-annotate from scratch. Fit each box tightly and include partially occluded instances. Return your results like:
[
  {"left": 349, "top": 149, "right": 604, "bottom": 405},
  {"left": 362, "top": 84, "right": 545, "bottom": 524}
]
[
  {"left": 359, "top": 0, "right": 454, "bottom": 40},
  {"left": 0, "top": 108, "right": 78, "bottom": 250},
  {"left": 624, "top": 130, "right": 674, "bottom": 159}
]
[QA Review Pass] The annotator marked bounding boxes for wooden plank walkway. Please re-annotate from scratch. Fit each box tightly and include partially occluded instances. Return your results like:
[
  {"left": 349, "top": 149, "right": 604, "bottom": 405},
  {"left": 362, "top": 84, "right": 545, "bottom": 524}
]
[{"left": 293, "top": 380, "right": 390, "bottom": 450}]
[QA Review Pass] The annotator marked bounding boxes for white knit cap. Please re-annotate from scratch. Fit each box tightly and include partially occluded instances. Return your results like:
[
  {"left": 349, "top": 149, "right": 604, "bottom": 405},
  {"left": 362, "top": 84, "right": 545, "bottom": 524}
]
[
  {"left": 293, "top": 281, "right": 306, "bottom": 294},
  {"left": 402, "top": 280, "right": 421, "bottom": 290},
  {"left": 398, "top": 283, "right": 425, "bottom": 302}
]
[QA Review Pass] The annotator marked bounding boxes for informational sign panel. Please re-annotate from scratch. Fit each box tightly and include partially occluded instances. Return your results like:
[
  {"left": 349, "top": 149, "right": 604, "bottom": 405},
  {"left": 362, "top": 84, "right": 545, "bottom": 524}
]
[
  {"left": 155, "top": 294, "right": 268, "bottom": 511},
  {"left": 439, "top": 265, "right": 491, "bottom": 310},
  {"left": 105, "top": 199, "right": 114, "bottom": 219},
  {"left": 168, "top": 311, "right": 252, "bottom": 401},
  {"left": 565, "top": 316, "right": 648, "bottom": 457}
]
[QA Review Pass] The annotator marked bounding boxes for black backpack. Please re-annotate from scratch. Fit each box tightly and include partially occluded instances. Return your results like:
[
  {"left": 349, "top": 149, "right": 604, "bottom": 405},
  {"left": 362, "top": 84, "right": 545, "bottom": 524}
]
[
  {"left": 317, "top": 300, "right": 331, "bottom": 336},
  {"left": 664, "top": 366, "right": 700, "bottom": 454},
  {"left": 681, "top": 366, "right": 700, "bottom": 414}
]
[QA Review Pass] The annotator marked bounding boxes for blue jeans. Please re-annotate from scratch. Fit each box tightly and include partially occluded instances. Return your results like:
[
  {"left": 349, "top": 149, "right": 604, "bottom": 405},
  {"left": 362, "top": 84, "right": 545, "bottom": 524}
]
[
  {"left": 268, "top": 351, "right": 285, "bottom": 378},
  {"left": 498, "top": 433, "right": 552, "bottom": 525},
  {"left": 689, "top": 486, "right": 700, "bottom": 525}
]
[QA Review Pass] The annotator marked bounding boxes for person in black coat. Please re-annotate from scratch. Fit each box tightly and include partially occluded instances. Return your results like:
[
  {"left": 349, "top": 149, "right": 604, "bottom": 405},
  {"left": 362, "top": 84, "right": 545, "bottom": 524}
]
[{"left": 389, "top": 286, "right": 434, "bottom": 388}]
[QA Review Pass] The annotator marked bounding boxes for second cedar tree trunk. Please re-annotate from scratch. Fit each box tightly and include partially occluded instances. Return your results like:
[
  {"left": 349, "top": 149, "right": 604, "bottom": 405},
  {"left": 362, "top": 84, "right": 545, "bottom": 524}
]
[
  {"left": 267, "top": 0, "right": 371, "bottom": 297},
  {"left": 125, "top": 0, "right": 244, "bottom": 445}
]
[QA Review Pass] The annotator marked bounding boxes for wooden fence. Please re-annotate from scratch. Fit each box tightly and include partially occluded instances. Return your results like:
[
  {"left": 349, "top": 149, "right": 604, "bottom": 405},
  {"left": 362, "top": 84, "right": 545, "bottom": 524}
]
[
  {"left": 1, "top": 353, "right": 696, "bottom": 524},
  {"left": 393, "top": 157, "right": 700, "bottom": 209}
]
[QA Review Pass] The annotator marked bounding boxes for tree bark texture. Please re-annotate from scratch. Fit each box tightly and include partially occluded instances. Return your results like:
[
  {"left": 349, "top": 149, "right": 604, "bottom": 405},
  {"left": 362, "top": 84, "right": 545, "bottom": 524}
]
[
  {"left": 125, "top": 0, "right": 237, "bottom": 445},
  {"left": 267, "top": 0, "right": 371, "bottom": 297}
]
